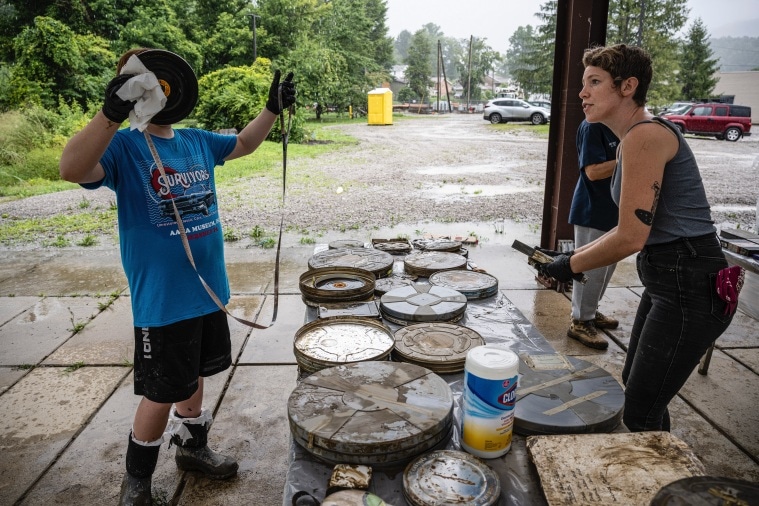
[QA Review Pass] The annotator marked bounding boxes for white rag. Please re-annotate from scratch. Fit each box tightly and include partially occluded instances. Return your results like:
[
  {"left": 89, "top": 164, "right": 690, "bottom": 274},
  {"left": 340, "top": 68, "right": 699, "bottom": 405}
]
[{"left": 116, "top": 54, "right": 167, "bottom": 131}]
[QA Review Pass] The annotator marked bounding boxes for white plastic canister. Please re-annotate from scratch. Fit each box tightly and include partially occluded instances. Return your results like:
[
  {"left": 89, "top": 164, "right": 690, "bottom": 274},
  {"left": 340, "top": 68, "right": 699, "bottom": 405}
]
[{"left": 461, "top": 345, "right": 520, "bottom": 458}]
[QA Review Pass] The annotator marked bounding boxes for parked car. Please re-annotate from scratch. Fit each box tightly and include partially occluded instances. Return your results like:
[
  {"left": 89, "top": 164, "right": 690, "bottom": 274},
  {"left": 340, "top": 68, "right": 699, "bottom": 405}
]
[
  {"left": 529, "top": 99, "right": 552, "bottom": 111},
  {"left": 483, "top": 99, "right": 550, "bottom": 125},
  {"left": 664, "top": 103, "right": 752, "bottom": 142},
  {"left": 660, "top": 102, "right": 694, "bottom": 115}
]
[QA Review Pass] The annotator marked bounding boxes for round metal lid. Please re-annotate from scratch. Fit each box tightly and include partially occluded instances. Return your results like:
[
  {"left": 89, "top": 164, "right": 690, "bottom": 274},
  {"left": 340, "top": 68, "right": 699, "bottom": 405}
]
[
  {"left": 403, "top": 251, "right": 467, "bottom": 277},
  {"left": 374, "top": 275, "right": 416, "bottom": 296},
  {"left": 514, "top": 353, "right": 624, "bottom": 435},
  {"left": 393, "top": 323, "right": 484, "bottom": 374},
  {"left": 300, "top": 267, "right": 375, "bottom": 304},
  {"left": 428, "top": 270, "right": 499, "bottom": 300},
  {"left": 403, "top": 450, "right": 501, "bottom": 506},
  {"left": 380, "top": 284, "right": 467, "bottom": 324},
  {"left": 329, "top": 239, "right": 365, "bottom": 249},
  {"left": 291, "top": 421, "right": 452, "bottom": 469},
  {"left": 650, "top": 476, "right": 759, "bottom": 505},
  {"left": 136, "top": 50, "right": 198, "bottom": 125},
  {"left": 412, "top": 238, "right": 463, "bottom": 252},
  {"left": 309, "top": 248, "right": 394, "bottom": 279},
  {"left": 374, "top": 241, "right": 413, "bottom": 254},
  {"left": 294, "top": 319, "right": 394, "bottom": 373},
  {"left": 288, "top": 361, "right": 453, "bottom": 462}
]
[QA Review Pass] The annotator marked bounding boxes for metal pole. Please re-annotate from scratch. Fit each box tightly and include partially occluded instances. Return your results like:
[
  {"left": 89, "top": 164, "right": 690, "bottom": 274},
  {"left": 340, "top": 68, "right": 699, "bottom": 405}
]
[
  {"left": 247, "top": 14, "right": 260, "bottom": 62},
  {"left": 466, "top": 35, "right": 473, "bottom": 111}
]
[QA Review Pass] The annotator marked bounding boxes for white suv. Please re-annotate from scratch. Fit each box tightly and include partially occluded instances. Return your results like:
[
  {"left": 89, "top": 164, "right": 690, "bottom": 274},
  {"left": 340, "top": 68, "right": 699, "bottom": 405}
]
[{"left": 483, "top": 98, "right": 550, "bottom": 125}]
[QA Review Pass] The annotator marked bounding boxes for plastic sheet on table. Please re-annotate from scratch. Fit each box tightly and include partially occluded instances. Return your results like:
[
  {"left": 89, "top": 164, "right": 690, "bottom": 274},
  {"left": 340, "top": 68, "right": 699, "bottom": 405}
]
[{"left": 286, "top": 290, "right": 553, "bottom": 505}]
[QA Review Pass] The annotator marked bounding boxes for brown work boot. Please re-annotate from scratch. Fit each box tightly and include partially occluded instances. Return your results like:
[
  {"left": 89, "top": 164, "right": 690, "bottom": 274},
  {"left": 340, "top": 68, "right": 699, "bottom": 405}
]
[
  {"left": 594, "top": 311, "right": 619, "bottom": 329},
  {"left": 568, "top": 319, "right": 608, "bottom": 350}
]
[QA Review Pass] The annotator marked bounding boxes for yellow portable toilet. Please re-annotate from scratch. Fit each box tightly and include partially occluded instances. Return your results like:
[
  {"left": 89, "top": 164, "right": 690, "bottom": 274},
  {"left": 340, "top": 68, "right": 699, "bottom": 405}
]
[{"left": 367, "top": 88, "right": 393, "bottom": 125}]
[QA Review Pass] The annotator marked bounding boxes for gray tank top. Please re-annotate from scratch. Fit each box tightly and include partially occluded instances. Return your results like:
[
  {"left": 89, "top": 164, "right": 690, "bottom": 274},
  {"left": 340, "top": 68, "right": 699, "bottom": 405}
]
[{"left": 611, "top": 117, "right": 715, "bottom": 245}]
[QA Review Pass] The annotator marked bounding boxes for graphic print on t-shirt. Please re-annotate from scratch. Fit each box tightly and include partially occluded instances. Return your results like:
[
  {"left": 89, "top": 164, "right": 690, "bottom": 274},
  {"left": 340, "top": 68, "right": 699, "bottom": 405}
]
[{"left": 145, "top": 158, "right": 215, "bottom": 225}]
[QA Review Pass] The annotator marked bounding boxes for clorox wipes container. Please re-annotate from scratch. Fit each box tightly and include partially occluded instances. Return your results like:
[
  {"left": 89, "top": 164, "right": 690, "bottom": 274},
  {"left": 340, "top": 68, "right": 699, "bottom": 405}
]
[{"left": 461, "top": 344, "right": 519, "bottom": 458}]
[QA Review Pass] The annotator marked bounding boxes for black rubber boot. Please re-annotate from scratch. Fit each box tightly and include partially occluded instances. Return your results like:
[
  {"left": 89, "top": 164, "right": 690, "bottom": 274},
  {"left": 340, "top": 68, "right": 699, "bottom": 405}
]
[
  {"left": 172, "top": 412, "right": 238, "bottom": 480},
  {"left": 118, "top": 473, "right": 152, "bottom": 506},
  {"left": 119, "top": 432, "right": 160, "bottom": 506}
]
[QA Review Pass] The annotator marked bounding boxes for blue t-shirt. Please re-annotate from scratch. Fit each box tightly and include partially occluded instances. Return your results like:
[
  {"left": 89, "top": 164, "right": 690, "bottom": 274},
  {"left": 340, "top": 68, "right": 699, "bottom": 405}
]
[
  {"left": 86, "top": 128, "right": 237, "bottom": 327},
  {"left": 569, "top": 121, "right": 619, "bottom": 231}
]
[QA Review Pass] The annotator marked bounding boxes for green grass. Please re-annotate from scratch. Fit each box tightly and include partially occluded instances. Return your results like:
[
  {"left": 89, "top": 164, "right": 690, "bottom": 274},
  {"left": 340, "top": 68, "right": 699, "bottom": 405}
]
[
  {"left": 489, "top": 123, "right": 550, "bottom": 137},
  {"left": 0, "top": 210, "right": 116, "bottom": 245},
  {"left": 0, "top": 114, "right": 543, "bottom": 247},
  {"left": 0, "top": 119, "right": 358, "bottom": 247}
]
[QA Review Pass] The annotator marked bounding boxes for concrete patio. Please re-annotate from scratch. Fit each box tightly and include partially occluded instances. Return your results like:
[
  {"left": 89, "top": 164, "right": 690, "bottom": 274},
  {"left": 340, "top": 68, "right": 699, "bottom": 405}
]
[{"left": 1, "top": 223, "right": 757, "bottom": 505}]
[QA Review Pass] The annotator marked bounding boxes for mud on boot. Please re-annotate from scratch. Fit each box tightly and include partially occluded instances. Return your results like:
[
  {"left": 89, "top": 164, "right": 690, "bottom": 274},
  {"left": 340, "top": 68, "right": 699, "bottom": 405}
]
[
  {"left": 119, "top": 432, "right": 161, "bottom": 506},
  {"left": 567, "top": 319, "right": 608, "bottom": 350},
  {"left": 594, "top": 310, "right": 619, "bottom": 329},
  {"left": 169, "top": 409, "right": 238, "bottom": 480},
  {"left": 118, "top": 472, "right": 152, "bottom": 506}
]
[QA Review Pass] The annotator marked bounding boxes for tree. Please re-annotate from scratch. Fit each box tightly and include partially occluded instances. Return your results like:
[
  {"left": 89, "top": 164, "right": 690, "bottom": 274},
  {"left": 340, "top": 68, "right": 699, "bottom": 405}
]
[
  {"left": 115, "top": 2, "right": 203, "bottom": 73},
  {"left": 394, "top": 30, "right": 412, "bottom": 64},
  {"left": 10, "top": 16, "right": 114, "bottom": 108},
  {"left": 678, "top": 18, "right": 719, "bottom": 100},
  {"left": 193, "top": 57, "right": 305, "bottom": 142},
  {"left": 364, "top": 0, "right": 394, "bottom": 72},
  {"left": 405, "top": 29, "right": 433, "bottom": 100},
  {"left": 532, "top": 0, "right": 557, "bottom": 97},
  {"left": 505, "top": 25, "right": 543, "bottom": 97},
  {"left": 281, "top": 37, "right": 347, "bottom": 118},
  {"left": 456, "top": 37, "right": 500, "bottom": 101},
  {"left": 607, "top": 0, "right": 689, "bottom": 107},
  {"left": 255, "top": 0, "right": 321, "bottom": 61}
]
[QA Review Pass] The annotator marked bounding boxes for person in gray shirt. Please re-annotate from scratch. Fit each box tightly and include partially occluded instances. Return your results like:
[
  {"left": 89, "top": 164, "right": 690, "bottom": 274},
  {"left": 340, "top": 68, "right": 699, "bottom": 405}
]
[{"left": 538, "top": 44, "right": 734, "bottom": 432}]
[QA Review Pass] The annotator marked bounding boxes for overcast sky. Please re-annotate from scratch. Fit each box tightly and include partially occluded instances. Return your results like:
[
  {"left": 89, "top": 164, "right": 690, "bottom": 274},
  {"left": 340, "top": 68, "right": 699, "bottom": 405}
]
[{"left": 383, "top": 0, "right": 759, "bottom": 55}]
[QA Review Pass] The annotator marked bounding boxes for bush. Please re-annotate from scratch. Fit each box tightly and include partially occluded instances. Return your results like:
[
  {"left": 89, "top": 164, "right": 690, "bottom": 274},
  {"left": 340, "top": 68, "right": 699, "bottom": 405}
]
[
  {"left": 397, "top": 87, "right": 417, "bottom": 103},
  {"left": 194, "top": 58, "right": 307, "bottom": 143},
  {"left": 0, "top": 103, "right": 93, "bottom": 189}
]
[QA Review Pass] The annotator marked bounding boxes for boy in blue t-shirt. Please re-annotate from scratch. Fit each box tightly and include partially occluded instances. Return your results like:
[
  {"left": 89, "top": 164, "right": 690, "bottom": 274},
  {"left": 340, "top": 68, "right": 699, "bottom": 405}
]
[{"left": 59, "top": 48, "right": 295, "bottom": 505}]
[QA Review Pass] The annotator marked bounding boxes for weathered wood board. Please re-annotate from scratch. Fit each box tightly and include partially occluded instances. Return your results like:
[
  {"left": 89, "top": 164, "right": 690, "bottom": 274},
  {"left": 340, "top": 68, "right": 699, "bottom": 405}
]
[{"left": 526, "top": 431, "right": 706, "bottom": 505}]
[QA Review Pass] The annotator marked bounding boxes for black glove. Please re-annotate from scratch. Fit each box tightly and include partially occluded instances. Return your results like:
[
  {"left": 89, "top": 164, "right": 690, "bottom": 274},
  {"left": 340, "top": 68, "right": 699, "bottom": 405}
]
[
  {"left": 266, "top": 70, "right": 296, "bottom": 115},
  {"left": 102, "top": 74, "right": 137, "bottom": 123},
  {"left": 537, "top": 254, "right": 585, "bottom": 283}
]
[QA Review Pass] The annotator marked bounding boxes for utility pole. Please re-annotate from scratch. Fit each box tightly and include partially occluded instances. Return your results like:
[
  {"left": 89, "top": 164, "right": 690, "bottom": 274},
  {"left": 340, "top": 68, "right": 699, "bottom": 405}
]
[
  {"left": 436, "top": 40, "right": 441, "bottom": 113},
  {"left": 247, "top": 14, "right": 260, "bottom": 62},
  {"left": 439, "top": 40, "right": 452, "bottom": 114},
  {"left": 466, "top": 35, "right": 473, "bottom": 111}
]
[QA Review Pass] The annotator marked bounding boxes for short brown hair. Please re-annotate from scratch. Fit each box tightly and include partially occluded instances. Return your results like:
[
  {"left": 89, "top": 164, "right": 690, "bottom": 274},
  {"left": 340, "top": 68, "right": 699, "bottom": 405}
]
[{"left": 582, "top": 44, "right": 652, "bottom": 107}]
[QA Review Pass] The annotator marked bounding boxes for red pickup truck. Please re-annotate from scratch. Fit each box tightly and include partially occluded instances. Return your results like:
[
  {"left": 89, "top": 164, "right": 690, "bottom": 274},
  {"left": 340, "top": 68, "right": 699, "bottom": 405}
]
[{"left": 664, "top": 103, "right": 752, "bottom": 142}]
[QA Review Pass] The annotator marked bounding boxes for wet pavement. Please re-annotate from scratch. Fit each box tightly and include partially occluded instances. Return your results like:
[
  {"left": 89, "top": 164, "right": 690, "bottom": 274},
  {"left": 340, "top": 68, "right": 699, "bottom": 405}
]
[{"left": 1, "top": 222, "right": 758, "bottom": 505}]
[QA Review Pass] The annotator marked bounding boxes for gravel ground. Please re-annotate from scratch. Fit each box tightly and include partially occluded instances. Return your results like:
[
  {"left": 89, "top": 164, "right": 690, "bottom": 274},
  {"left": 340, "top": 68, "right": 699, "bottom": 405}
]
[{"left": 1, "top": 113, "right": 757, "bottom": 249}]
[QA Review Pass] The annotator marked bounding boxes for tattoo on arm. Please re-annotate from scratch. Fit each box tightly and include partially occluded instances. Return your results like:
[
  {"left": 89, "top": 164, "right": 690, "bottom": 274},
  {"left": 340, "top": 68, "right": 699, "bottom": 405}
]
[{"left": 634, "top": 181, "right": 661, "bottom": 226}]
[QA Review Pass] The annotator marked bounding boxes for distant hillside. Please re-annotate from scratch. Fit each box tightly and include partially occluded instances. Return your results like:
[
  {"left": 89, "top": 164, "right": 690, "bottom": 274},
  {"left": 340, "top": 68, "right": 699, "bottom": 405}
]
[{"left": 710, "top": 36, "right": 759, "bottom": 72}]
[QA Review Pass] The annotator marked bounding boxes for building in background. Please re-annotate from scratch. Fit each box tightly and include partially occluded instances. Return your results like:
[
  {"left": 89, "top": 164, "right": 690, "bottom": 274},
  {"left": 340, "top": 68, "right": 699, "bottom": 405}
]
[{"left": 714, "top": 71, "right": 759, "bottom": 124}]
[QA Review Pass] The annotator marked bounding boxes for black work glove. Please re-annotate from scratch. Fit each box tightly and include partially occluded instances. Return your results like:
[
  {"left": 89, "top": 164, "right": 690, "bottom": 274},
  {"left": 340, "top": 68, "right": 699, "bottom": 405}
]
[
  {"left": 102, "top": 74, "right": 137, "bottom": 123},
  {"left": 537, "top": 254, "right": 585, "bottom": 283},
  {"left": 266, "top": 70, "right": 296, "bottom": 115}
]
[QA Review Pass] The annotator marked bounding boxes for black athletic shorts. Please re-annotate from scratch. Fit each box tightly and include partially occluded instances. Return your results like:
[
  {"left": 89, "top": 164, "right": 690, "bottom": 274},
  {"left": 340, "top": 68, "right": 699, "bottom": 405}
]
[{"left": 133, "top": 310, "right": 232, "bottom": 403}]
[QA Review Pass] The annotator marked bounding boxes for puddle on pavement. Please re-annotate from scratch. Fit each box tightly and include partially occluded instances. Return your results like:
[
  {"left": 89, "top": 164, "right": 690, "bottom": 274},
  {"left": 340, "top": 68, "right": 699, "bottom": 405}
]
[
  {"left": 416, "top": 163, "right": 521, "bottom": 175},
  {"left": 423, "top": 184, "right": 542, "bottom": 198},
  {"left": 275, "top": 221, "right": 540, "bottom": 248}
]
